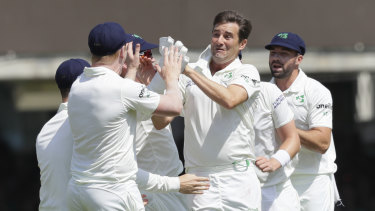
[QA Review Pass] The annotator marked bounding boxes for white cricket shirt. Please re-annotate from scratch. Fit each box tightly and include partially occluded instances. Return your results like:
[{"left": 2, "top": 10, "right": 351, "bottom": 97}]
[
  {"left": 253, "top": 82, "right": 295, "bottom": 187},
  {"left": 271, "top": 69, "right": 337, "bottom": 175},
  {"left": 36, "top": 103, "right": 72, "bottom": 210},
  {"left": 180, "top": 45, "right": 260, "bottom": 168},
  {"left": 135, "top": 117, "right": 183, "bottom": 192},
  {"left": 68, "top": 66, "right": 160, "bottom": 184},
  {"left": 135, "top": 118, "right": 183, "bottom": 176}
]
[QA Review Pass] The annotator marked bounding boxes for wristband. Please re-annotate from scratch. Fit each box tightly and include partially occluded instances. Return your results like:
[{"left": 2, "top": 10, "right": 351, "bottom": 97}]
[{"left": 271, "top": 149, "right": 291, "bottom": 167}]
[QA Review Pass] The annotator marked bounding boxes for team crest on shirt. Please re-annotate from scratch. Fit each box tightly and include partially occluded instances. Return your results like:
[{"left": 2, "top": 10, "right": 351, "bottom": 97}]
[
  {"left": 139, "top": 86, "right": 151, "bottom": 98},
  {"left": 223, "top": 72, "right": 233, "bottom": 79},
  {"left": 293, "top": 94, "right": 305, "bottom": 106},
  {"left": 296, "top": 95, "right": 304, "bottom": 103}
]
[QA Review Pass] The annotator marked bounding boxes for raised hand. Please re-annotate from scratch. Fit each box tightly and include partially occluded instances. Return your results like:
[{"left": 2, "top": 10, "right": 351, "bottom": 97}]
[
  {"left": 136, "top": 57, "right": 157, "bottom": 85},
  {"left": 124, "top": 42, "right": 141, "bottom": 80},
  {"left": 158, "top": 46, "right": 182, "bottom": 82}
]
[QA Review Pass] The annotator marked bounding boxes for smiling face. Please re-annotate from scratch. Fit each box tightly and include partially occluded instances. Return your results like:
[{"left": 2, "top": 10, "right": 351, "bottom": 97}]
[
  {"left": 268, "top": 46, "right": 303, "bottom": 79},
  {"left": 210, "top": 22, "right": 247, "bottom": 66}
]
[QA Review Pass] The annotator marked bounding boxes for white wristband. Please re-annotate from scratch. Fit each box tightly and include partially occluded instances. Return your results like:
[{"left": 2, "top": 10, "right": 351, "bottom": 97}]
[{"left": 271, "top": 149, "right": 291, "bottom": 167}]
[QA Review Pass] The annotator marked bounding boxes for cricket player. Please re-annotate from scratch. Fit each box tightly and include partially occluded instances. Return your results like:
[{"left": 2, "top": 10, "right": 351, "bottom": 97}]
[
  {"left": 178, "top": 11, "right": 261, "bottom": 210},
  {"left": 36, "top": 58, "right": 90, "bottom": 211},
  {"left": 130, "top": 34, "right": 209, "bottom": 210},
  {"left": 253, "top": 81, "right": 301, "bottom": 211},
  {"left": 66, "top": 22, "right": 183, "bottom": 210},
  {"left": 265, "top": 32, "right": 340, "bottom": 210}
]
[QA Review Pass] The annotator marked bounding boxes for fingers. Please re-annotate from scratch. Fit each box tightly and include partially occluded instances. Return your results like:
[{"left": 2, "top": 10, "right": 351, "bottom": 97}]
[
  {"left": 134, "top": 43, "right": 140, "bottom": 58},
  {"left": 141, "top": 194, "right": 148, "bottom": 206},
  {"left": 126, "top": 42, "right": 134, "bottom": 56},
  {"left": 163, "top": 46, "right": 169, "bottom": 66},
  {"left": 154, "top": 63, "right": 161, "bottom": 73},
  {"left": 195, "top": 177, "right": 210, "bottom": 182}
]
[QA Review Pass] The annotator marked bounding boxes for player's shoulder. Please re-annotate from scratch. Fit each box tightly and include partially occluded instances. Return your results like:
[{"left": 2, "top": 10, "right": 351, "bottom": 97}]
[
  {"left": 235, "top": 63, "right": 260, "bottom": 80},
  {"left": 236, "top": 63, "right": 258, "bottom": 74},
  {"left": 260, "top": 82, "right": 281, "bottom": 95},
  {"left": 305, "top": 76, "right": 331, "bottom": 95}
]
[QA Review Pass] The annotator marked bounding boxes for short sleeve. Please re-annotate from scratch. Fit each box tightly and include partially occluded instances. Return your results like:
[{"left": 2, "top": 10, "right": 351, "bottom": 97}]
[
  {"left": 307, "top": 80, "right": 333, "bottom": 129},
  {"left": 267, "top": 84, "right": 294, "bottom": 128},
  {"left": 121, "top": 79, "right": 160, "bottom": 118},
  {"left": 227, "top": 64, "right": 260, "bottom": 99}
]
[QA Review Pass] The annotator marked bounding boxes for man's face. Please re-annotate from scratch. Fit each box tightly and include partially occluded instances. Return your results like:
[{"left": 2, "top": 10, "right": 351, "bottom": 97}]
[
  {"left": 268, "top": 46, "right": 302, "bottom": 79},
  {"left": 210, "top": 22, "right": 247, "bottom": 65}
]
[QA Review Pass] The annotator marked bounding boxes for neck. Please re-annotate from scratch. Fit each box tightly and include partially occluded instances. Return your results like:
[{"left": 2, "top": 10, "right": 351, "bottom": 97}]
[
  {"left": 92, "top": 62, "right": 122, "bottom": 75},
  {"left": 275, "top": 69, "right": 300, "bottom": 91},
  {"left": 62, "top": 97, "right": 68, "bottom": 103},
  {"left": 209, "top": 58, "right": 234, "bottom": 75}
]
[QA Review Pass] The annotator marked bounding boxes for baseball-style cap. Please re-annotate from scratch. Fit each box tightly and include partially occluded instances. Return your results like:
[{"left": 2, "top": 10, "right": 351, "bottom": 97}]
[
  {"left": 265, "top": 32, "right": 306, "bottom": 55},
  {"left": 131, "top": 34, "right": 158, "bottom": 52},
  {"left": 55, "top": 59, "right": 90, "bottom": 89},
  {"left": 88, "top": 22, "right": 133, "bottom": 56}
]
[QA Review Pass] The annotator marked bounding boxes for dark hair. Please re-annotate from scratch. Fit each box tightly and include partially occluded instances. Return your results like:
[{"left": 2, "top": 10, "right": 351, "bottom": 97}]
[
  {"left": 59, "top": 88, "right": 70, "bottom": 99},
  {"left": 213, "top": 10, "right": 252, "bottom": 42}
]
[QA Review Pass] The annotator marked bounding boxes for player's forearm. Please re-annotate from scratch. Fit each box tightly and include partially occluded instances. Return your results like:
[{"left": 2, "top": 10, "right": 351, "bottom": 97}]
[
  {"left": 279, "top": 135, "right": 300, "bottom": 159},
  {"left": 151, "top": 115, "right": 174, "bottom": 130},
  {"left": 297, "top": 127, "right": 331, "bottom": 154},
  {"left": 136, "top": 168, "right": 180, "bottom": 193},
  {"left": 277, "top": 121, "right": 301, "bottom": 159},
  {"left": 152, "top": 77, "right": 182, "bottom": 117},
  {"left": 184, "top": 69, "right": 244, "bottom": 109},
  {"left": 125, "top": 67, "right": 137, "bottom": 81}
]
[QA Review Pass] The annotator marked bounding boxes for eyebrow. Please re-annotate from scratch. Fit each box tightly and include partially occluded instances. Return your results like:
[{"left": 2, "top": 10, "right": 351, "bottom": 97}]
[{"left": 212, "top": 29, "right": 234, "bottom": 36}]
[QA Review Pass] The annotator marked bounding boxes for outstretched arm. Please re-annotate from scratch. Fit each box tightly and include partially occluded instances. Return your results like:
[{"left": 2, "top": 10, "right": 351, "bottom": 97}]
[
  {"left": 136, "top": 168, "right": 209, "bottom": 194},
  {"left": 152, "top": 46, "right": 183, "bottom": 117}
]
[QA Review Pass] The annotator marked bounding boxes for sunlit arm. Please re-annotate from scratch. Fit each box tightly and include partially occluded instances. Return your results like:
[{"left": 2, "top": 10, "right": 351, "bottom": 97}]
[
  {"left": 183, "top": 65, "right": 248, "bottom": 109},
  {"left": 297, "top": 127, "right": 331, "bottom": 154}
]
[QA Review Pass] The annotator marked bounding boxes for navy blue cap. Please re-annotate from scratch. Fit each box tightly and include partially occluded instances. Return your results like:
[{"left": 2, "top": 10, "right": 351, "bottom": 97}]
[
  {"left": 265, "top": 32, "right": 306, "bottom": 55},
  {"left": 131, "top": 34, "right": 158, "bottom": 52},
  {"left": 88, "top": 22, "right": 134, "bottom": 56},
  {"left": 55, "top": 59, "right": 90, "bottom": 89}
]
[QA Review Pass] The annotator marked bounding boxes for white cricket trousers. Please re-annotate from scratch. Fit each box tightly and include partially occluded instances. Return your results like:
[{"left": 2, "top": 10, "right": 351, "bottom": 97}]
[
  {"left": 261, "top": 179, "right": 300, "bottom": 211},
  {"left": 141, "top": 191, "right": 188, "bottom": 211},
  {"left": 185, "top": 160, "right": 261, "bottom": 211},
  {"left": 66, "top": 179, "right": 145, "bottom": 211},
  {"left": 291, "top": 174, "right": 335, "bottom": 211}
]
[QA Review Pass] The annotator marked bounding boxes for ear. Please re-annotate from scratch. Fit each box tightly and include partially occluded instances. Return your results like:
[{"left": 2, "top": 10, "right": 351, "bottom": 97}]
[
  {"left": 119, "top": 44, "right": 127, "bottom": 60},
  {"left": 296, "top": 54, "right": 303, "bottom": 65},
  {"left": 120, "top": 63, "right": 128, "bottom": 78},
  {"left": 239, "top": 39, "right": 247, "bottom": 51}
]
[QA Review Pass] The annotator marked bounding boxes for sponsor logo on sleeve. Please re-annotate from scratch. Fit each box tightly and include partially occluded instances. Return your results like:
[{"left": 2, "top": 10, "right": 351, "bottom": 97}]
[
  {"left": 240, "top": 75, "right": 259, "bottom": 86},
  {"left": 316, "top": 103, "right": 332, "bottom": 109},
  {"left": 139, "top": 86, "right": 151, "bottom": 98},
  {"left": 240, "top": 74, "right": 250, "bottom": 83},
  {"left": 273, "top": 94, "right": 285, "bottom": 109},
  {"left": 186, "top": 80, "right": 196, "bottom": 88}
]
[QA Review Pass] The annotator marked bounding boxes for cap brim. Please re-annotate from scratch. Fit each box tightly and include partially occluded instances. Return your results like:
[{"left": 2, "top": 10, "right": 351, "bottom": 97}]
[
  {"left": 265, "top": 42, "right": 301, "bottom": 54},
  {"left": 140, "top": 42, "right": 158, "bottom": 51},
  {"left": 125, "top": 33, "right": 135, "bottom": 43}
]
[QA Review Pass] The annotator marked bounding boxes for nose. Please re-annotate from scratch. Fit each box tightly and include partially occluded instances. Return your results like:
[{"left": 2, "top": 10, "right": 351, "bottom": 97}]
[
  {"left": 270, "top": 53, "right": 281, "bottom": 61},
  {"left": 216, "top": 35, "right": 225, "bottom": 45}
]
